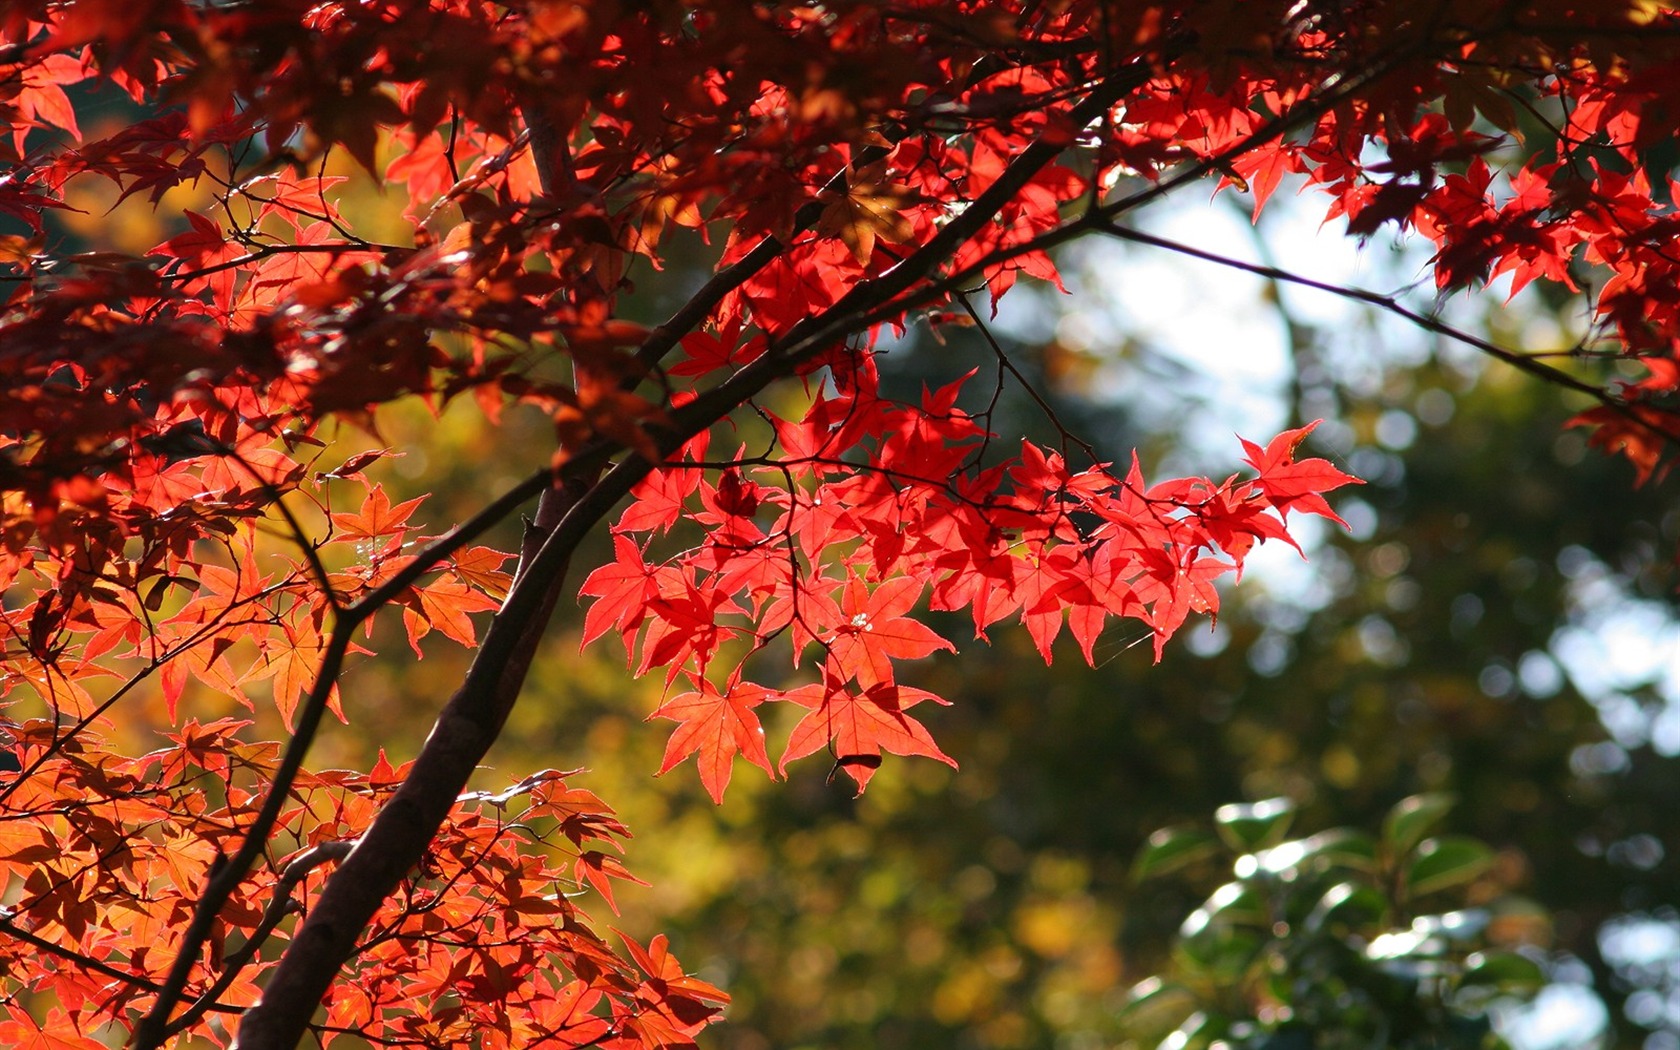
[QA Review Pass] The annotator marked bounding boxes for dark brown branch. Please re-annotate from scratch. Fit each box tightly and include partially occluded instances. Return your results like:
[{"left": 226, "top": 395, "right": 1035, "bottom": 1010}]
[
  {"left": 132, "top": 467, "right": 557, "bottom": 1050},
  {"left": 228, "top": 93, "right": 636, "bottom": 1050},
  {"left": 230, "top": 471, "right": 586, "bottom": 1050},
  {"left": 163, "top": 841, "right": 355, "bottom": 1039}
]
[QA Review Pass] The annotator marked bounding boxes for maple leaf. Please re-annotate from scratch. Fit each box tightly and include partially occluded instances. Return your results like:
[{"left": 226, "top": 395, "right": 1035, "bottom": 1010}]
[
  {"left": 826, "top": 575, "right": 954, "bottom": 688},
  {"left": 1238, "top": 420, "right": 1361, "bottom": 526},
  {"left": 817, "top": 175, "right": 918, "bottom": 266},
  {"left": 574, "top": 849, "right": 648, "bottom": 916},
  {"left": 638, "top": 576, "right": 747, "bottom": 682},
  {"left": 779, "top": 675, "right": 956, "bottom": 794},
  {"left": 1136, "top": 553, "right": 1231, "bottom": 661},
  {"left": 526, "top": 782, "right": 632, "bottom": 847},
  {"left": 329, "top": 485, "right": 428, "bottom": 543},
  {"left": 670, "top": 326, "right": 765, "bottom": 377},
  {"left": 621, "top": 467, "right": 701, "bottom": 534},
  {"left": 651, "top": 674, "right": 774, "bottom": 803},
  {"left": 451, "top": 545, "right": 514, "bottom": 601},
  {"left": 1060, "top": 542, "right": 1142, "bottom": 666},
  {"left": 579, "top": 535, "right": 657, "bottom": 656},
  {"left": 618, "top": 931, "right": 731, "bottom": 1023},
  {"left": 1568, "top": 404, "right": 1674, "bottom": 485},
  {"left": 402, "top": 574, "right": 501, "bottom": 654},
  {"left": 0, "top": 1005, "right": 108, "bottom": 1050},
  {"left": 12, "top": 53, "right": 84, "bottom": 151},
  {"left": 1013, "top": 541, "right": 1078, "bottom": 662},
  {"left": 149, "top": 209, "right": 243, "bottom": 315}
]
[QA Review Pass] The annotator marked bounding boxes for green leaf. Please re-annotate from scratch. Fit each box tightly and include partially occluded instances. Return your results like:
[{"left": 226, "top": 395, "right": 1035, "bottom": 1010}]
[
  {"left": 1180, "top": 882, "right": 1266, "bottom": 938},
  {"left": 1298, "top": 828, "right": 1379, "bottom": 871},
  {"left": 1132, "top": 826, "right": 1222, "bottom": 883},
  {"left": 1382, "top": 793, "right": 1456, "bottom": 858},
  {"left": 1365, "top": 926, "right": 1446, "bottom": 961},
  {"left": 1305, "top": 881, "right": 1388, "bottom": 934},
  {"left": 1175, "top": 924, "right": 1265, "bottom": 980},
  {"left": 1405, "top": 836, "right": 1495, "bottom": 897},
  {"left": 1460, "top": 950, "right": 1545, "bottom": 991},
  {"left": 1214, "top": 797, "right": 1295, "bottom": 852},
  {"left": 1157, "top": 1011, "right": 1219, "bottom": 1050},
  {"left": 1410, "top": 909, "right": 1489, "bottom": 942},
  {"left": 1242, "top": 829, "right": 1377, "bottom": 878},
  {"left": 1116, "top": 977, "right": 1196, "bottom": 1034}
]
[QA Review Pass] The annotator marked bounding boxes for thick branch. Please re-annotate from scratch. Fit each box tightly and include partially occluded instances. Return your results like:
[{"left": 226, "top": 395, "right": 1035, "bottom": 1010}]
[
  {"left": 230, "top": 482, "right": 582, "bottom": 1050},
  {"left": 227, "top": 96, "right": 597, "bottom": 1050},
  {"left": 129, "top": 469, "right": 558, "bottom": 1050}
]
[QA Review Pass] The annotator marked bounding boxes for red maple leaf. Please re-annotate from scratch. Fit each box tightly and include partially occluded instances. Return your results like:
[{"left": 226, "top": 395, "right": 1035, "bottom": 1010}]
[
  {"left": 579, "top": 535, "right": 657, "bottom": 655},
  {"left": 329, "top": 484, "right": 428, "bottom": 543},
  {"left": 779, "top": 674, "right": 956, "bottom": 794},
  {"left": 617, "top": 931, "right": 730, "bottom": 1028},
  {"left": 1238, "top": 420, "right": 1361, "bottom": 526},
  {"left": 826, "top": 575, "right": 954, "bottom": 687},
  {"left": 1568, "top": 405, "right": 1675, "bottom": 486},
  {"left": 651, "top": 673, "right": 774, "bottom": 803}
]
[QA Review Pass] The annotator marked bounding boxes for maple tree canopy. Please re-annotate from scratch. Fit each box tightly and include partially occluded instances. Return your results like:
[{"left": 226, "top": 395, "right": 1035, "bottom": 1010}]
[{"left": 0, "top": 1, "right": 1676, "bottom": 1048}]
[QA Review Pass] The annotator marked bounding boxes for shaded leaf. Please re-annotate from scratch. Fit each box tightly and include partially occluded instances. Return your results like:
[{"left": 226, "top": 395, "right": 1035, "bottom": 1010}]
[
  {"left": 1132, "top": 826, "right": 1221, "bottom": 883},
  {"left": 1460, "top": 950, "right": 1545, "bottom": 991},
  {"left": 1214, "top": 797, "right": 1295, "bottom": 852},
  {"left": 1115, "top": 977, "right": 1197, "bottom": 1035},
  {"left": 1382, "top": 792, "right": 1456, "bottom": 858},
  {"left": 1405, "top": 836, "right": 1495, "bottom": 897}
]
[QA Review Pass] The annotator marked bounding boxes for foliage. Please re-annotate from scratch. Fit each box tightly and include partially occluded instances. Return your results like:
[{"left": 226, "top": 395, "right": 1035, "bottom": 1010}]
[
  {"left": 1, "top": 2, "right": 1679, "bottom": 1049},
  {"left": 1123, "top": 794, "right": 1544, "bottom": 1050}
]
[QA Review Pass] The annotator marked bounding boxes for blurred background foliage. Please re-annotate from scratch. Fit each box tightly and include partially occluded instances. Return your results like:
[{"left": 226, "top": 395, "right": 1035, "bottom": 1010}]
[{"left": 1121, "top": 792, "right": 1547, "bottom": 1050}]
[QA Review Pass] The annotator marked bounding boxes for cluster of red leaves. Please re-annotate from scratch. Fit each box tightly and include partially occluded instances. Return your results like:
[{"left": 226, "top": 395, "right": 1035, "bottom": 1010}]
[
  {"left": 0, "top": 0, "right": 1677, "bottom": 1047},
  {"left": 590, "top": 361, "right": 1354, "bottom": 798},
  {"left": 0, "top": 718, "right": 721, "bottom": 1050},
  {"left": 0, "top": 436, "right": 728, "bottom": 1045}
]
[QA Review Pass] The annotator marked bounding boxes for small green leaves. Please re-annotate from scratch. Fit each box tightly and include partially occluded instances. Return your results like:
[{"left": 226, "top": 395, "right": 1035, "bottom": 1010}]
[
  {"left": 1213, "top": 797, "right": 1295, "bottom": 852},
  {"left": 1405, "top": 836, "right": 1495, "bottom": 897},
  {"left": 1124, "top": 795, "right": 1545, "bottom": 1048},
  {"left": 1382, "top": 792, "right": 1456, "bottom": 858},
  {"left": 1132, "top": 826, "right": 1221, "bottom": 883}
]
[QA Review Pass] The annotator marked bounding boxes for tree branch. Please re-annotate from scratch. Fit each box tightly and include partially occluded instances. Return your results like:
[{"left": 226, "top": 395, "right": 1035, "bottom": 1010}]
[
  {"left": 162, "top": 842, "right": 355, "bottom": 1039},
  {"left": 129, "top": 468, "right": 559, "bottom": 1050}
]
